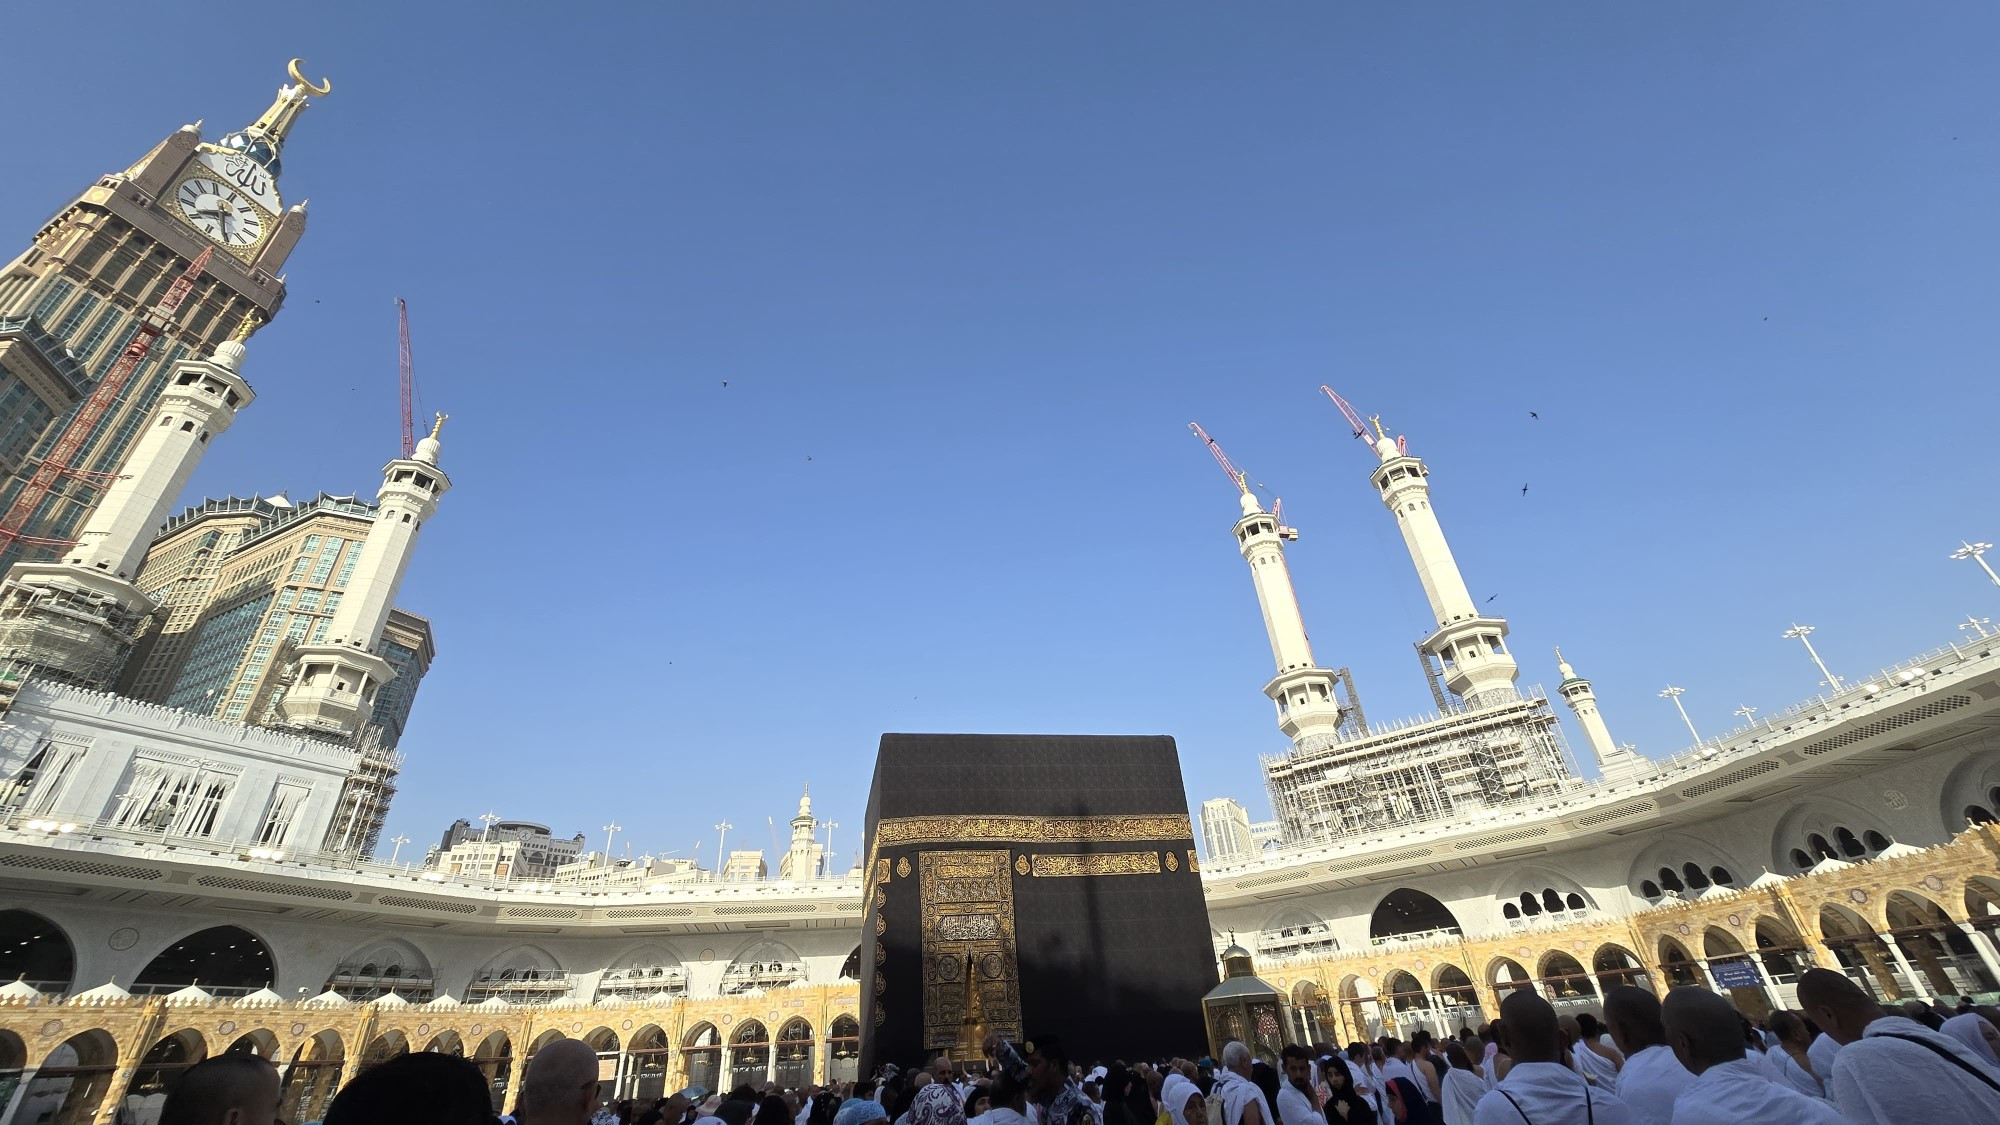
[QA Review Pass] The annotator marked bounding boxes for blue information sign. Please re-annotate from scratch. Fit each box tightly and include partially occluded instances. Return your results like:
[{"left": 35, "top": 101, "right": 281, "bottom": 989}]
[{"left": 1709, "top": 959, "right": 1764, "bottom": 989}]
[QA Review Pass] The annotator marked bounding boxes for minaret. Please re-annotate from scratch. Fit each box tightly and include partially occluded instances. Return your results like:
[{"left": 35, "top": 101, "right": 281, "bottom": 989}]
[
  {"left": 276, "top": 414, "right": 450, "bottom": 734},
  {"left": 1231, "top": 483, "right": 1345, "bottom": 742},
  {"left": 1554, "top": 647, "right": 1648, "bottom": 782},
  {"left": 1365, "top": 420, "right": 1520, "bottom": 707},
  {"left": 0, "top": 324, "right": 258, "bottom": 688},
  {"left": 778, "top": 786, "right": 822, "bottom": 881}
]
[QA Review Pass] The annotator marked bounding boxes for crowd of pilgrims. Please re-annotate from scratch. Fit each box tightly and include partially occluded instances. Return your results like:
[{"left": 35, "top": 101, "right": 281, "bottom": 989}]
[{"left": 143, "top": 969, "right": 2000, "bottom": 1125}]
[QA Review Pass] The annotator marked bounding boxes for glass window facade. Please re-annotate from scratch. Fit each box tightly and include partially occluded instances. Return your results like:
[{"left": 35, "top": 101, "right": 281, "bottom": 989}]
[{"left": 165, "top": 593, "right": 275, "bottom": 712}]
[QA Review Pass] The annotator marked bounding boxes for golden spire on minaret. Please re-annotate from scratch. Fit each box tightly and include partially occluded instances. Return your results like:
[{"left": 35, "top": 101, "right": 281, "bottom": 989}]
[
  {"left": 232, "top": 312, "right": 263, "bottom": 344},
  {"left": 428, "top": 412, "right": 448, "bottom": 440},
  {"left": 239, "top": 59, "right": 332, "bottom": 158}
]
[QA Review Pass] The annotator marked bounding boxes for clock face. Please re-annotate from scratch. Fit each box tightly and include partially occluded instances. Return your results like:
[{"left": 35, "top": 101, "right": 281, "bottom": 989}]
[{"left": 174, "top": 177, "right": 266, "bottom": 248}]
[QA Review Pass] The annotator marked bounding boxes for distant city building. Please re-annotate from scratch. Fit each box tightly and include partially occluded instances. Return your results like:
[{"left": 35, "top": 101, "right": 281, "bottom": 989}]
[
  {"left": 118, "top": 493, "right": 435, "bottom": 745},
  {"left": 551, "top": 854, "right": 704, "bottom": 888},
  {"left": 721, "top": 849, "right": 768, "bottom": 883},
  {"left": 1202, "top": 797, "right": 1256, "bottom": 862},
  {"left": 428, "top": 819, "right": 584, "bottom": 881}
]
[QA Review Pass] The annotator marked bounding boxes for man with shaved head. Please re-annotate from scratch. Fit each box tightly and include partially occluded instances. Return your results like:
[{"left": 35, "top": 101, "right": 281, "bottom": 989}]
[
  {"left": 1473, "top": 990, "right": 1634, "bottom": 1124},
  {"left": 1796, "top": 966, "right": 2000, "bottom": 1122},
  {"left": 1602, "top": 986, "right": 1692, "bottom": 1125},
  {"left": 1658, "top": 987, "right": 1843, "bottom": 1124},
  {"left": 159, "top": 1053, "right": 279, "bottom": 1125},
  {"left": 520, "top": 1037, "right": 603, "bottom": 1125}
]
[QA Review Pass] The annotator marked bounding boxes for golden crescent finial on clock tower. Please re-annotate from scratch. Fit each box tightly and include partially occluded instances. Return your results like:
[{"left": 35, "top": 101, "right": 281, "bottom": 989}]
[{"left": 287, "top": 59, "right": 332, "bottom": 98}]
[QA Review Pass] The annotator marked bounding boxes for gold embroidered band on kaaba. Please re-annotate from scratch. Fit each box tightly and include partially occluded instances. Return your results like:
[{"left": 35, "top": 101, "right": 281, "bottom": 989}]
[
  {"left": 873, "top": 814, "right": 1192, "bottom": 848},
  {"left": 1029, "top": 851, "right": 1161, "bottom": 878}
]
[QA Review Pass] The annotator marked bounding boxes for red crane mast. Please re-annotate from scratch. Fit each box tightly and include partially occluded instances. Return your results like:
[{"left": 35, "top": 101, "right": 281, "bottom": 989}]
[
  {"left": 0, "top": 246, "right": 215, "bottom": 552},
  {"left": 396, "top": 298, "right": 415, "bottom": 459},
  {"left": 1188, "top": 422, "right": 1249, "bottom": 493}
]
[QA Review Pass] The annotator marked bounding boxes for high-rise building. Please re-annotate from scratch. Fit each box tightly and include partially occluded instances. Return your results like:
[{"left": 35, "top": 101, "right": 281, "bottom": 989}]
[
  {"left": 0, "top": 62, "right": 327, "bottom": 565},
  {"left": 117, "top": 492, "right": 435, "bottom": 742},
  {"left": 1201, "top": 797, "right": 1256, "bottom": 863}
]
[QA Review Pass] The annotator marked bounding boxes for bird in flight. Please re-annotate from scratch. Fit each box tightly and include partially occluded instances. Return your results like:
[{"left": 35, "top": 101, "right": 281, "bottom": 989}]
[
  {"left": 721, "top": 380, "right": 729, "bottom": 387},
  {"left": 1486, "top": 594, "right": 1498, "bottom": 603},
  {"left": 1529, "top": 411, "right": 1538, "bottom": 419},
  {"left": 1521, "top": 484, "right": 1529, "bottom": 496}
]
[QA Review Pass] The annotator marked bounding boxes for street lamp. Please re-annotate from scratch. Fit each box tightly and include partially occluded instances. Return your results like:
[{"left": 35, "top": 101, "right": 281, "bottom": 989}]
[
  {"left": 713, "top": 821, "right": 733, "bottom": 882},
  {"left": 1782, "top": 624, "right": 1843, "bottom": 693},
  {"left": 478, "top": 811, "right": 500, "bottom": 843},
  {"left": 602, "top": 822, "right": 622, "bottom": 861},
  {"left": 821, "top": 821, "right": 840, "bottom": 879},
  {"left": 1733, "top": 705, "right": 1758, "bottom": 726},
  {"left": 1953, "top": 542, "right": 2000, "bottom": 589},
  {"left": 1963, "top": 616, "right": 1992, "bottom": 640},
  {"left": 1659, "top": 686, "right": 1702, "bottom": 747},
  {"left": 388, "top": 834, "right": 411, "bottom": 865}
]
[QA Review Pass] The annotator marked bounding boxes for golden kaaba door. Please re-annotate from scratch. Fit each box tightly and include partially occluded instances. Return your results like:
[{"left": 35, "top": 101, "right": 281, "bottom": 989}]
[{"left": 920, "top": 849, "right": 1023, "bottom": 1056}]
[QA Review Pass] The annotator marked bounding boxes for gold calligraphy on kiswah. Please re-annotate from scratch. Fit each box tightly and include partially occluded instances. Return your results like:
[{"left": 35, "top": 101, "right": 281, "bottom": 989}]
[
  {"left": 1029, "top": 851, "right": 1162, "bottom": 878},
  {"left": 873, "top": 814, "right": 1192, "bottom": 848}
]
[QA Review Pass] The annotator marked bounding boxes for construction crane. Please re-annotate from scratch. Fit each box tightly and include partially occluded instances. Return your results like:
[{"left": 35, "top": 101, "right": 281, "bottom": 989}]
[
  {"left": 0, "top": 246, "right": 215, "bottom": 553},
  {"left": 1187, "top": 422, "right": 1297, "bottom": 540},
  {"left": 1319, "top": 384, "right": 1407, "bottom": 457},
  {"left": 395, "top": 298, "right": 415, "bottom": 459}
]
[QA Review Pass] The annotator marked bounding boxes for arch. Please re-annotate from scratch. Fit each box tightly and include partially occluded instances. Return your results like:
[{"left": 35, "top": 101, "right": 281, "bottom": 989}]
[
  {"left": 1591, "top": 944, "right": 1648, "bottom": 993},
  {"left": 840, "top": 945, "right": 861, "bottom": 980},
  {"left": 363, "top": 1030, "right": 410, "bottom": 1067},
  {"left": 1288, "top": 980, "right": 1330, "bottom": 1043},
  {"left": 598, "top": 942, "right": 688, "bottom": 1002},
  {"left": 582, "top": 1027, "right": 620, "bottom": 1054},
  {"left": 422, "top": 1030, "right": 464, "bottom": 1056},
  {"left": 0, "top": 1029, "right": 23, "bottom": 1073},
  {"left": 1966, "top": 875, "right": 2000, "bottom": 922},
  {"left": 327, "top": 936, "right": 435, "bottom": 1002},
  {"left": 1938, "top": 752, "right": 2000, "bottom": 836},
  {"left": 776, "top": 1018, "right": 814, "bottom": 1089},
  {"left": 828, "top": 1015, "right": 861, "bottom": 1084},
  {"left": 724, "top": 939, "right": 805, "bottom": 994},
  {"left": 134, "top": 924, "right": 275, "bottom": 995},
  {"left": 1701, "top": 928, "right": 1746, "bottom": 958},
  {"left": 225, "top": 1029, "right": 279, "bottom": 1058},
  {"left": 468, "top": 944, "right": 567, "bottom": 1004},
  {"left": 1657, "top": 937, "right": 1701, "bottom": 988},
  {"left": 1537, "top": 951, "right": 1596, "bottom": 998},
  {"left": 1380, "top": 970, "right": 1427, "bottom": 1014},
  {"left": 290, "top": 1030, "right": 346, "bottom": 1122},
  {"left": 472, "top": 1031, "right": 512, "bottom": 1112},
  {"left": 1680, "top": 863, "right": 1712, "bottom": 891},
  {"left": 131, "top": 1028, "right": 207, "bottom": 1100},
  {"left": 1815, "top": 904, "right": 1893, "bottom": 999},
  {"left": 682, "top": 1022, "right": 722, "bottom": 1094},
  {"left": 730, "top": 1020, "right": 770, "bottom": 1087},
  {"left": 1369, "top": 889, "right": 1462, "bottom": 941},
  {"left": 1487, "top": 957, "right": 1534, "bottom": 996},
  {"left": 1885, "top": 889, "right": 1993, "bottom": 996},
  {"left": 1753, "top": 915, "right": 1808, "bottom": 983},
  {"left": 0, "top": 909, "right": 75, "bottom": 995},
  {"left": 1769, "top": 797, "right": 1895, "bottom": 874},
  {"left": 629, "top": 1025, "right": 671, "bottom": 1101},
  {"left": 21, "top": 1029, "right": 119, "bottom": 1125},
  {"left": 1626, "top": 835, "right": 1744, "bottom": 901},
  {"left": 1432, "top": 964, "right": 1479, "bottom": 1011}
]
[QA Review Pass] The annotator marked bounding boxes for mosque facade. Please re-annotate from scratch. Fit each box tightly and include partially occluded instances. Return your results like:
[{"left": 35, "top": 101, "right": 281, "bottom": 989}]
[{"left": 0, "top": 61, "right": 1998, "bottom": 1125}]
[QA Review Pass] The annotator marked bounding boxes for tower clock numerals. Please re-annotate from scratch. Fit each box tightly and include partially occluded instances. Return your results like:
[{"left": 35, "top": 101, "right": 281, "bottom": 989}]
[{"left": 174, "top": 177, "right": 265, "bottom": 249}]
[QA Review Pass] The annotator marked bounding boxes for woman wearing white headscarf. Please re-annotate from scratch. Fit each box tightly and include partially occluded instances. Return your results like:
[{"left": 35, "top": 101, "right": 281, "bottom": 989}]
[
  {"left": 1942, "top": 1013, "right": 2000, "bottom": 1066},
  {"left": 1159, "top": 1075, "right": 1207, "bottom": 1125}
]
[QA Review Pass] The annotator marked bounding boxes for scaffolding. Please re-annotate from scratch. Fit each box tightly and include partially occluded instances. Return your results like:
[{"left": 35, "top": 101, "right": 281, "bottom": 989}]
[
  {"left": 1262, "top": 686, "right": 1579, "bottom": 846},
  {"left": 0, "top": 576, "right": 149, "bottom": 701}
]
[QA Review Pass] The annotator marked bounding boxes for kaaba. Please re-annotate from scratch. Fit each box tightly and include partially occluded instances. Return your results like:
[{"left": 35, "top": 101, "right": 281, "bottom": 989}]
[{"left": 857, "top": 734, "right": 1217, "bottom": 1073}]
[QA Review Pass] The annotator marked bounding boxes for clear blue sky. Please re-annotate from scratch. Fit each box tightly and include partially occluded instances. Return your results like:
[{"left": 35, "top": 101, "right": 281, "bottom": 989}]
[{"left": 7, "top": 3, "right": 2000, "bottom": 866}]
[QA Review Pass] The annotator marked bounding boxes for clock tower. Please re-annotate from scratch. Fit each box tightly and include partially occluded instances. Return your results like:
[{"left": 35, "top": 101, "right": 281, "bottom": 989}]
[{"left": 0, "top": 60, "right": 329, "bottom": 566}]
